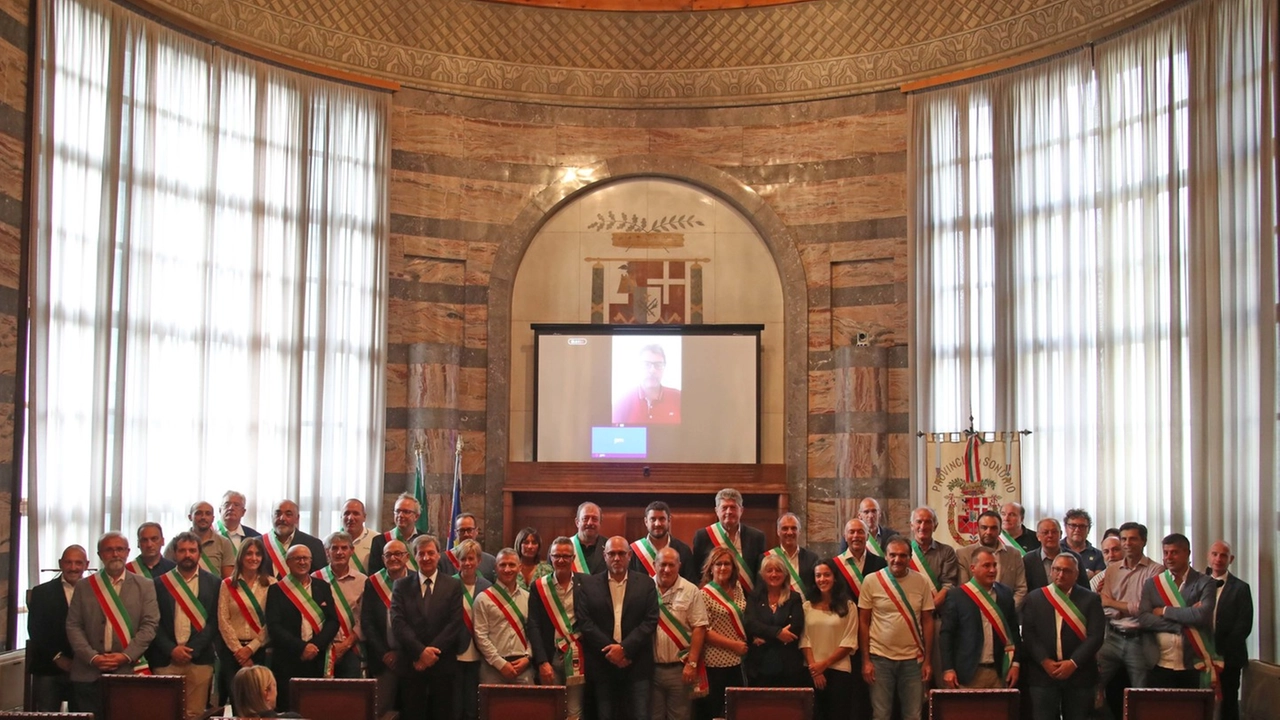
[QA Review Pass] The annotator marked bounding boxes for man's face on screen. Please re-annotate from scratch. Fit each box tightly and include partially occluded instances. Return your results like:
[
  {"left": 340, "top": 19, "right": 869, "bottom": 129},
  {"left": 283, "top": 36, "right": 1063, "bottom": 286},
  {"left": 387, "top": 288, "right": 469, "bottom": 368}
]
[{"left": 640, "top": 350, "right": 665, "bottom": 390}]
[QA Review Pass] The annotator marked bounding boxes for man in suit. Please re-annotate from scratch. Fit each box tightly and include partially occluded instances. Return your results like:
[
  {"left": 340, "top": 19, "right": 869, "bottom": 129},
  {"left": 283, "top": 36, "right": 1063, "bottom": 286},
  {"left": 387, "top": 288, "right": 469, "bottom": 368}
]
[
  {"left": 958, "top": 511, "right": 1028, "bottom": 606},
  {"left": 147, "top": 531, "right": 222, "bottom": 720},
  {"left": 262, "top": 499, "right": 328, "bottom": 578},
  {"left": 216, "top": 490, "right": 260, "bottom": 554},
  {"left": 769, "top": 512, "right": 819, "bottom": 595},
  {"left": 65, "top": 531, "right": 160, "bottom": 719},
  {"left": 1137, "top": 533, "right": 1216, "bottom": 689},
  {"left": 362, "top": 538, "right": 411, "bottom": 716},
  {"left": 575, "top": 536, "right": 659, "bottom": 720},
  {"left": 1023, "top": 518, "right": 1088, "bottom": 599},
  {"left": 529, "top": 536, "right": 587, "bottom": 720},
  {"left": 391, "top": 534, "right": 464, "bottom": 720},
  {"left": 630, "top": 501, "right": 698, "bottom": 584},
  {"left": 692, "top": 488, "right": 768, "bottom": 593},
  {"left": 858, "top": 497, "right": 898, "bottom": 556},
  {"left": 1021, "top": 553, "right": 1106, "bottom": 720},
  {"left": 1207, "top": 540, "right": 1253, "bottom": 720},
  {"left": 127, "top": 522, "right": 175, "bottom": 578},
  {"left": 28, "top": 544, "right": 88, "bottom": 711},
  {"left": 369, "top": 493, "right": 422, "bottom": 575},
  {"left": 834, "top": 518, "right": 888, "bottom": 602},
  {"left": 940, "top": 547, "right": 1021, "bottom": 689},
  {"left": 570, "top": 501, "right": 607, "bottom": 574},
  {"left": 265, "top": 543, "right": 339, "bottom": 711}
]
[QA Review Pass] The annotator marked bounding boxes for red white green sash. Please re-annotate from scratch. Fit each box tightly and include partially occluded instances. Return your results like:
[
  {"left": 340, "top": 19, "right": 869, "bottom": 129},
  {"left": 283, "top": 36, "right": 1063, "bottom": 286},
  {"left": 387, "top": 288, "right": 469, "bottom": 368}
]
[
  {"left": 866, "top": 534, "right": 884, "bottom": 557},
  {"left": 959, "top": 579, "right": 1014, "bottom": 677},
  {"left": 909, "top": 541, "right": 942, "bottom": 592},
  {"left": 706, "top": 523, "right": 753, "bottom": 593},
  {"left": 313, "top": 568, "right": 356, "bottom": 637},
  {"left": 387, "top": 529, "right": 420, "bottom": 572},
  {"left": 264, "top": 534, "right": 290, "bottom": 579},
  {"left": 632, "top": 538, "right": 660, "bottom": 576},
  {"left": 656, "top": 584, "right": 709, "bottom": 693},
  {"left": 701, "top": 581, "right": 746, "bottom": 641},
  {"left": 87, "top": 572, "right": 151, "bottom": 674},
  {"left": 199, "top": 548, "right": 219, "bottom": 576},
  {"left": 370, "top": 570, "right": 394, "bottom": 609},
  {"left": 279, "top": 575, "right": 332, "bottom": 677},
  {"left": 835, "top": 550, "right": 867, "bottom": 601},
  {"left": 999, "top": 530, "right": 1027, "bottom": 557},
  {"left": 349, "top": 533, "right": 367, "bottom": 575},
  {"left": 875, "top": 570, "right": 924, "bottom": 660},
  {"left": 571, "top": 536, "right": 591, "bottom": 574},
  {"left": 1153, "top": 570, "right": 1223, "bottom": 692},
  {"left": 459, "top": 578, "right": 476, "bottom": 632},
  {"left": 225, "top": 577, "right": 264, "bottom": 635},
  {"left": 534, "top": 576, "right": 584, "bottom": 679},
  {"left": 446, "top": 548, "right": 460, "bottom": 569},
  {"left": 1042, "top": 584, "right": 1087, "bottom": 642},
  {"left": 215, "top": 519, "right": 238, "bottom": 557},
  {"left": 125, "top": 557, "right": 152, "bottom": 578},
  {"left": 159, "top": 570, "right": 208, "bottom": 633},
  {"left": 770, "top": 547, "right": 806, "bottom": 594},
  {"left": 484, "top": 584, "right": 529, "bottom": 650}
]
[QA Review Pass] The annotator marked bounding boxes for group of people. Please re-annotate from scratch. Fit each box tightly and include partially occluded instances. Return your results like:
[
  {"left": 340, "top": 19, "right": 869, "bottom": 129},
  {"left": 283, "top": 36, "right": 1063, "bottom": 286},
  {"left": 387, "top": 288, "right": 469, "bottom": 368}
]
[{"left": 25, "top": 488, "right": 1254, "bottom": 720}]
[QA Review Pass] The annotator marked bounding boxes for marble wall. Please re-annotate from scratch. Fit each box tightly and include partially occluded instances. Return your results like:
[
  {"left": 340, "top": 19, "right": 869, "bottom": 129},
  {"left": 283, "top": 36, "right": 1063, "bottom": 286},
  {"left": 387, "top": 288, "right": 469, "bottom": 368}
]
[{"left": 387, "top": 89, "right": 912, "bottom": 553}]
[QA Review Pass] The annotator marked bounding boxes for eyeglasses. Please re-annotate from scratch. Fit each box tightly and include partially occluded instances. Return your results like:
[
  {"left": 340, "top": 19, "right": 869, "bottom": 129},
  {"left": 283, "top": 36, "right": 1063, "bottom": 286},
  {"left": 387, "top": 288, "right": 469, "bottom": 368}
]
[
  {"left": 712, "top": 561, "right": 733, "bottom": 568},
  {"left": 384, "top": 551, "right": 408, "bottom": 558},
  {"left": 643, "top": 361, "right": 666, "bottom": 369},
  {"left": 605, "top": 551, "right": 629, "bottom": 557},
  {"left": 1065, "top": 523, "right": 1089, "bottom": 530},
  {"left": 550, "top": 554, "right": 575, "bottom": 561},
  {"left": 393, "top": 509, "right": 418, "bottom": 516}
]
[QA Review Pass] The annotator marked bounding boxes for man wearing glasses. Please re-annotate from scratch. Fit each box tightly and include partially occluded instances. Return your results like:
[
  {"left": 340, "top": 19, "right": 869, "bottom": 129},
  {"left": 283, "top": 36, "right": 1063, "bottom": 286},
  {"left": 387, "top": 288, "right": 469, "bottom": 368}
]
[
  {"left": 1062, "top": 509, "right": 1106, "bottom": 579},
  {"left": 612, "top": 343, "right": 682, "bottom": 424},
  {"left": 529, "top": 537, "right": 588, "bottom": 720},
  {"left": 369, "top": 493, "right": 424, "bottom": 575}
]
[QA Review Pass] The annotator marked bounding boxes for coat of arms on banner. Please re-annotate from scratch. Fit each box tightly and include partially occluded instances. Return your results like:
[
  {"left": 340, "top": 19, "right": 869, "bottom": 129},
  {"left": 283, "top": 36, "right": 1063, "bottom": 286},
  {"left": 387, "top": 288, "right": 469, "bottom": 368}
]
[
  {"left": 585, "top": 212, "right": 708, "bottom": 325},
  {"left": 924, "top": 432, "right": 1022, "bottom": 547}
]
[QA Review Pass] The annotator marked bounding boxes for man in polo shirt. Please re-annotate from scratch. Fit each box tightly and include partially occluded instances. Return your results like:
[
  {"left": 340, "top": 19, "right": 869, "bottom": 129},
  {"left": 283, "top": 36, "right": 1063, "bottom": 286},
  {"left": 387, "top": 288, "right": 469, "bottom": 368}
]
[
  {"left": 858, "top": 536, "right": 935, "bottom": 720},
  {"left": 128, "top": 522, "right": 175, "bottom": 578},
  {"left": 1097, "top": 522, "right": 1164, "bottom": 706},
  {"left": 341, "top": 498, "right": 376, "bottom": 575},
  {"left": 166, "top": 501, "right": 235, "bottom": 578},
  {"left": 473, "top": 548, "right": 535, "bottom": 684},
  {"left": 148, "top": 531, "right": 221, "bottom": 720},
  {"left": 317, "top": 531, "right": 366, "bottom": 679},
  {"left": 651, "top": 546, "right": 707, "bottom": 720},
  {"left": 1062, "top": 509, "right": 1107, "bottom": 579},
  {"left": 216, "top": 490, "right": 259, "bottom": 554}
]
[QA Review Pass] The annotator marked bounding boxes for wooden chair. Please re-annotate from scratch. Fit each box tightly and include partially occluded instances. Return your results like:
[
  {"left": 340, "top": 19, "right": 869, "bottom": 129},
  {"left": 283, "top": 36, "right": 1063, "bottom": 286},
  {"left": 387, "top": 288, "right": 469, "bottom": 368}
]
[
  {"left": 929, "top": 688, "right": 1020, "bottom": 720},
  {"left": 0, "top": 713, "right": 95, "bottom": 719},
  {"left": 478, "top": 683, "right": 567, "bottom": 720},
  {"left": 290, "top": 677, "right": 379, "bottom": 720},
  {"left": 101, "top": 673, "right": 185, "bottom": 720},
  {"left": 1123, "top": 688, "right": 1214, "bottom": 720},
  {"left": 724, "top": 687, "right": 814, "bottom": 720}
]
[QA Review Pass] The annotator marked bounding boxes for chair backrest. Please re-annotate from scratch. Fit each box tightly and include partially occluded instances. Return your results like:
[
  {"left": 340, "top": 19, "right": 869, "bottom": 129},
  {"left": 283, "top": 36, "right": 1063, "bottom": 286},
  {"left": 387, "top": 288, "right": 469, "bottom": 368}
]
[
  {"left": 478, "top": 683, "right": 567, "bottom": 720},
  {"left": 1123, "top": 688, "right": 1214, "bottom": 720},
  {"left": 102, "top": 673, "right": 185, "bottom": 720},
  {"left": 724, "top": 687, "right": 814, "bottom": 720},
  {"left": 290, "top": 677, "right": 378, "bottom": 720},
  {"left": 0, "top": 713, "right": 95, "bottom": 719},
  {"left": 928, "top": 689, "right": 1020, "bottom": 720}
]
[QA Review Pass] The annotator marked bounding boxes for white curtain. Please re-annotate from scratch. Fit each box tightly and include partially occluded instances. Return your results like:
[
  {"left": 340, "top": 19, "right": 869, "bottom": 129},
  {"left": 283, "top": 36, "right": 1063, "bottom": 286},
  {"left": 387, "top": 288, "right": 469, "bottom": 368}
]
[
  {"left": 910, "top": 0, "right": 1277, "bottom": 660},
  {"left": 28, "top": 0, "right": 389, "bottom": 581}
]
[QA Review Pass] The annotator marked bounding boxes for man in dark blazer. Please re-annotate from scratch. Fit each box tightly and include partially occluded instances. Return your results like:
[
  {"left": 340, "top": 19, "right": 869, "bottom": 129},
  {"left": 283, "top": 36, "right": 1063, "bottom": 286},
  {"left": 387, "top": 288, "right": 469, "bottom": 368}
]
[
  {"left": 1137, "top": 533, "right": 1217, "bottom": 689},
  {"left": 146, "top": 532, "right": 222, "bottom": 720},
  {"left": 1021, "top": 554, "right": 1106, "bottom": 720},
  {"left": 1207, "top": 540, "right": 1253, "bottom": 720},
  {"left": 575, "top": 536, "right": 659, "bottom": 720},
  {"left": 629, "top": 501, "right": 698, "bottom": 584},
  {"left": 770, "top": 512, "right": 819, "bottom": 594},
  {"left": 833, "top": 518, "right": 888, "bottom": 602},
  {"left": 940, "top": 546, "right": 1021, "bottom": 689},
  {"left": 261, "top": 499, "right": 328, "bottom": 578},
  {"left": 368, "top": 493, "right": 422, "bottom": 575},
  {"left": 529, "top": 536, "right": 588, "bottom": 720},
  {"left": 362, "top": 538, "right": 412, "bottom": 716},
  {"left": 391, "top": 534, "right": 464, "bottom": 720},
  {"left": 692, "top": 488, "right": 768, "bottom": 592},
  {"left": 1023, "top": 519, "right": 1089, "bottom": 598},
  {"left": 265, "top": 543, "right": 339, "bottom": 711},
  {"left": 28, "top": 544, "right": 88, "bottom": 711}
]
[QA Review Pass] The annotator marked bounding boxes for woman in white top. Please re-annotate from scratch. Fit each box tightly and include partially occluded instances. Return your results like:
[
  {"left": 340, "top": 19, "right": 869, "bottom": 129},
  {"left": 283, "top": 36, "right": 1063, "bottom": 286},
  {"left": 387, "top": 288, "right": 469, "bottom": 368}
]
[
  {"left": 217, "top": 537, "right": 275, "bottom": 704},
  {"left": 453, "top": 539, "right": 492, "bottom": 720},
  {"left": 800, "top": 558, "right": 866, "bottom": 720}
]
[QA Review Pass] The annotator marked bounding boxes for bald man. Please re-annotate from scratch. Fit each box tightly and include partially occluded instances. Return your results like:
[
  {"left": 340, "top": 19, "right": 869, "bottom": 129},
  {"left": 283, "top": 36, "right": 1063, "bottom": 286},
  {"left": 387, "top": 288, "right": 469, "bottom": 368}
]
[
  {"left": 262, "top": 500, "right": 328, "bottom": 578},
  {"left": 1207, "top": 540, "right": 1253, "bottom": 720},
  {"left": 165, "top": 501, "right": 235, "bottom": 577},
  {"left": 29, "top": 545, "right": 89, "bottom": 710}
]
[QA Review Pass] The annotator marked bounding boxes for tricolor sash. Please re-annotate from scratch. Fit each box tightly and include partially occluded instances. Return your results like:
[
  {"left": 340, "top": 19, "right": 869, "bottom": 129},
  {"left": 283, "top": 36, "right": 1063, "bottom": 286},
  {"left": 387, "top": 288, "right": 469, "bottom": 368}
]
[
  {"left": 999, "top": 530, "right": 1027, "bottom": 557},
  {"left": 349, "top": 535, "right": 367, "bottom": 575},
  {"left": 835, "top": 551, "right": 867, "bottom": 601},
  {"left": 87, "top": 572, "right": 151, "bottom": 674},
  {"left": 706, "top": 523, "right": 753, "bottom": 593},
  {"left": 875, "top": 570, "right": 925, "bottom": 660},
  {"left": 313, "top": 568, "right": 357, "bottom": 637},
  {"left": 215, "top": 519, "right": 238, "bottom": 557},
  {"left": 199, "top": 548, "right": 219, "bottom": 576},
  {"left": 370, "top": 570, "right": 394, "bottom": 609},
  {"left": 264, "top": 534, "right": 290, "bottom": 579},
  {"left": 279, "top": 575, "right": 331, "bottom": 677},
  {"left": 770, "top": 547, "right": 806, "bottom": 594},
  {"left": 534, "top": 576, "right": 584, "bottom": 681},
  {"left": 459, "top": 577, "right": 476, "bottom": 632},
  {"left": 866, "top": 534, "right": 885, "bottom": 557},
  {"left": 571, "top": 536, "right": 591, "bottom": 574},
  {"left": 225, "top": 577, "right": 265, "bottom": 635},
  {"left": 484, "top": 584, "right": 529, "bottom": 650},
  {"left": 656, "top": 585, "right": 709, "bottom": 693},
  {"left": 159, "top": 570, "right": 208, "bottom": 633},
  {"left": 959, "top": 579, "right": 1015, "bottom": 677},
  {"left": 1042, "top": 584, "right": 1087, "bottom": 642},
  {"left": 909, "top": 541, "right": 942, "bottom": 592},
  {"left": 125, "top": 557, "right": 152, "bottom": 578},
  {"left": 446, "top": 549, "right": 460, "bottom": 570},
  {"left": 1153, "top": 570, "right": 1223, "bottom": 693},
  {"left": 387, "top": 529, "right": 420, "bottom": 572},
  {"left": 631, "top": 538, "right": 660, "bottom": 577},
  {"left": 701, "top": 581, "right": 746, "bottom": 641}
]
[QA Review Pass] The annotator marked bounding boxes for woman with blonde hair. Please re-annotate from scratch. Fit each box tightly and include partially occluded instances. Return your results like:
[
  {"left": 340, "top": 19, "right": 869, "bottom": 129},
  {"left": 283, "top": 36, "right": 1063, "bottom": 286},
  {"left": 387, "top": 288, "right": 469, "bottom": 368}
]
[
  {"left": 695, "top": 546, "right": 748, "bottom": 720},
  {"left": 744, "top": 552, "right": 806, "bottom": 687},
  {"left": 231, "top": 665, "right": 301, "bottom": 718}
]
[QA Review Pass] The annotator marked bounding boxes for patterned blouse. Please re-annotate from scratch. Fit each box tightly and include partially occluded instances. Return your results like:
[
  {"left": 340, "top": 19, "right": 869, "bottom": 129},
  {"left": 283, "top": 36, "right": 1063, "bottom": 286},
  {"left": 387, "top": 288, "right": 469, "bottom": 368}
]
[
  {"left": 702, "top": 584, "right": 747, "bottom": 668},
  {"left": 516, "top": 562, "right": 553, "bottom": 591}
]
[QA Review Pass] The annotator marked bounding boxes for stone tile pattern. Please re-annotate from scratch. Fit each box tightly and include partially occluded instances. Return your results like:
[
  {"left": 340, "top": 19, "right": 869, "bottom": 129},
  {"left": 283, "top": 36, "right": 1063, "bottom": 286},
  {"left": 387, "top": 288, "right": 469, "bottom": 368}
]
[
  {"left": 150, "top": 0, "right": 1158, "bottom": 107},
  {"left": 388, "top": 90, "right": 910, "bottom": 554}
]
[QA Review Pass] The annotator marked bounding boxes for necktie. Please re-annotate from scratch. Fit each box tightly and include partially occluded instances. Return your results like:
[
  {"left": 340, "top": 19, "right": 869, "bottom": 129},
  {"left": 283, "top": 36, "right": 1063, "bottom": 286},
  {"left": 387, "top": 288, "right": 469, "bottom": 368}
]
[{"left": 422, "top": 577, "right": 432, "bottom": 599}]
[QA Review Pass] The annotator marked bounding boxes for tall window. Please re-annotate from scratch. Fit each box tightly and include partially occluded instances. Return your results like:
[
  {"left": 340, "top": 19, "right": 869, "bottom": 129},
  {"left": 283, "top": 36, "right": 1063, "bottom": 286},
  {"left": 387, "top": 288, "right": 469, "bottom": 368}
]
[
  {"left": 911, "top": 0, "right": 1276, "bottom": 658},
  {"left": 27, "top": 0, "right": 388, "bottom": 584}
]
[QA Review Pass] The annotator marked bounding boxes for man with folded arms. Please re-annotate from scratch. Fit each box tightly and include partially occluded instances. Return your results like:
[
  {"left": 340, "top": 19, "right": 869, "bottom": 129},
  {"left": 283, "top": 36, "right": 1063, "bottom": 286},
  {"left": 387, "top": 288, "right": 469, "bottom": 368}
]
[
  {"left": 126, "top": 522, "right": 175, "bottom": 578},
  {"left": 651, "top": 546, "right": 707, "bottom": 720},
  {"left": 1097, "top": 522, "right": 1164, "bottom": 698},
  {"left": 1137, "top": 533, "right": 1216, "bottom": 689},
  {"left": 315, "top": 531, "right": 365, "bottom": 679},
  {"left": 473, "top": 548, "right": 535, "bottom": 684},
  {"left": 265, "top": 544, "right": 338, "bottom": 711},
  {"left": 939, "top": 548, "right": 1020, "bottom": 690},
  {"left": 147, "top": 531, "right": 221, "bottom": 720},
  {"left": 362, "top": 539, "right": 410, "bottom": 716},
  {"left": 858, "top": 536, "right": 934, "bottom": 720},
  {"left": 1021, "top": 554, "right": 1105, "bottom": 720},
  {"left": 529, "top": 536, "right": 587, "bottom": 720}
]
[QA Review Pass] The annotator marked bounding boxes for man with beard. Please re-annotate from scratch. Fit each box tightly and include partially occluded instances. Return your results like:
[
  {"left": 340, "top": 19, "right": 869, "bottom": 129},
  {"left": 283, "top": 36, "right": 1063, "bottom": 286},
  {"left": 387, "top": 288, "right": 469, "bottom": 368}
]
[
  {"left": 66, "top": 531, "right": 160, "bottom": 718},
  {"left": 166, "top": 501, "right": 235, "bottom": 578},
  {"left": 630, "top": 501, "right": 697, "bottom": 584},
  {"left": 439, "top": 513, "right": 498, "bottom": 581},
  {"left": 261, "top": 500, "right": 327, "bottom": 578},
  {"left": 362, "top": 539, "right": 411, "bottom": 716},
  {"left": 28, "top": 544, "right": 88, "bottom": 711},
  {"left": 266, "top": 544, "right": 339, "bottom": 711},
  {"left": 148, "top": 531, "right": 222, "bottom": 720},
  {"left": 570, "top": 502, "right": 607, "bottom": 575}
]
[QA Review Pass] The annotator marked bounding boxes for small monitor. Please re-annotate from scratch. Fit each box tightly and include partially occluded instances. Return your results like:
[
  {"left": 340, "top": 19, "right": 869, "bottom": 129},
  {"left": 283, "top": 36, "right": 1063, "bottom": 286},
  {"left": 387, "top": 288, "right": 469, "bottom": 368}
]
[{"left": 591, "top": 426, "right": 648, "bottom": 459}]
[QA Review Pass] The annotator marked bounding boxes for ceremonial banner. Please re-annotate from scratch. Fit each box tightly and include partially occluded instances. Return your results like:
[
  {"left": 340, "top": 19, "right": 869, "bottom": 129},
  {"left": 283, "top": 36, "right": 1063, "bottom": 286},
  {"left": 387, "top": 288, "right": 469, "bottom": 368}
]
[{"left": 924, "top": 432, "right": 1023, "bottom": 547}]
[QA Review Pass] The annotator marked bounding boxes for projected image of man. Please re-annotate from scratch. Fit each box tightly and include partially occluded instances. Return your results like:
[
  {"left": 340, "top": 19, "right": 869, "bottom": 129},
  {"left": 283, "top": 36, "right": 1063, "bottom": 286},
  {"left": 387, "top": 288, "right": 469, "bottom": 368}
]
[{"left": 612, "top": 343, "right": 681, "bottom": 424}]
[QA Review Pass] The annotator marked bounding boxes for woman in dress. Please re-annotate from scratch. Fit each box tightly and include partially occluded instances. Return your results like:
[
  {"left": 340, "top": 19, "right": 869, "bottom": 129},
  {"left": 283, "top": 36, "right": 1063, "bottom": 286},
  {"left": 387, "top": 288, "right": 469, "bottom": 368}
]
[
  {"left": 453, "top": 539, "right": 492, "bottom": 720},
  {"left": 744, "top": 552, "right": 807, "bottom": 687},
  {"left": 695, "top": 546, "right": 749, "bottom": 720},
  {"left": 216, "top": 537, "right": 274, "bottom": 704},
  {"left": 513, "top": 526, "right": 552, "bottom": 591},
  {"left": 800, "top": 558, "right": 864, "bottom": 720}
]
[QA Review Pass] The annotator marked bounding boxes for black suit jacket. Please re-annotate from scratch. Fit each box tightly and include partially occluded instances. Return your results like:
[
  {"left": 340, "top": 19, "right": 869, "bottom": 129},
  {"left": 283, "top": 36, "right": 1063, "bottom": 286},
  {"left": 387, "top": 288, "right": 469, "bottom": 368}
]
[
  {"left": 27, "top": 577, "right": 74, "bottom": 676},
  {"left": 1211, "top": 571, "right": 1253, "bottom": 668},
  {"left": 390, "top": 571, "right": 464, "bottom": 676},
  {"left": 692, "top": 524, "right": 768, "bottom": 588},
  {"left": 630, "top": 536, "right": 699, "bottom": 585},
  {"left": 1020, "top": 584, "right": 1105, "bottom": 687},
  {"left": 265, "top": 577, "right": 340, "bottom": 670},
  {"left": 1023, "top": 548, "right": 1089, "bottom": 595},
  {"left": 574, "top": 571, "right": 659, "bottom": 679},
  {"left": 146, "top": 569, "right": 222, "bottom": 668},
  {"left": 262, "top": 530, "right": 328, "bottom": 578},
  {"left": 940, "top": 581, "right": 1021, "bottom": 685},
  {"left": 360, "top": 573, "right": 399, "bottom": 676},
  {"left": 528, "top": 572, "right": 589, "bottom": 667},
  {"left": 367, "top": 530, "right": 418, "bottom": 576},
  {"left": 743, "top": 589, "right": 806, "bottom": 681},
  {"left": 830, "top": 551, "right": 888, "bottom": 601}
]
